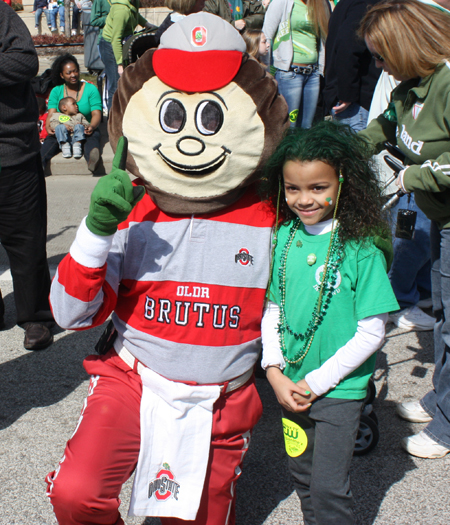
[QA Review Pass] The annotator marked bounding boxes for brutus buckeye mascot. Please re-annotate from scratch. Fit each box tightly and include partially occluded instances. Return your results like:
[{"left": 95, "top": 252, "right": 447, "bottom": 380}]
[{"left": 46, "top": 13, "right": 287, "bottom": 525}]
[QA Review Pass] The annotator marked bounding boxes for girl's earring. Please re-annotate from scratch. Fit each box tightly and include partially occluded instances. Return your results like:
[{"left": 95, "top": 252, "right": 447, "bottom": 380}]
[{"left": 339, "top": 170, "right": 344, "bottom": 183}]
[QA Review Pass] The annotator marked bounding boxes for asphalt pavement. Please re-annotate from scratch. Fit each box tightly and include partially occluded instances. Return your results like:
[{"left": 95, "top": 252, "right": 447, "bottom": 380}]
[{"left": 0, "top": 172, "right": 449, "bottom": 524}]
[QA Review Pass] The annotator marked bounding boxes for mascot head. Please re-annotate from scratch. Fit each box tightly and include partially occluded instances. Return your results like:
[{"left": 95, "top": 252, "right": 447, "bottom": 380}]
[{"left": 109, "top": 12, "right": 288, "bottom": 214}]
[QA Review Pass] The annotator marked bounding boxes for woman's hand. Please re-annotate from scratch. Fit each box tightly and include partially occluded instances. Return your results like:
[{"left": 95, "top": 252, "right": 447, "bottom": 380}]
[
  {"left": 118, "top": 65, "right": 124, "bottom": 76},
  {"left": 266, "top": 367, "right": 312, "bottom": 412},
  {"left": 395, "top": 168, "right": 410, "bottom": 192},
  {"left": 332, "top": 101, "right": 351, "bottom": 115},
  {"left": 234, "top": 19, "right": 246, "bottom": 30},
  {"left": 88, "top": 110, "right": 102, "bottom": 136}
]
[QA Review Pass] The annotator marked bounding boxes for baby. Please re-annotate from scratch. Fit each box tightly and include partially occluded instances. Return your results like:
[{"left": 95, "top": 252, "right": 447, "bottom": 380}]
[{"left": 49, "top": 96, "right": 89, "bottom": 159}]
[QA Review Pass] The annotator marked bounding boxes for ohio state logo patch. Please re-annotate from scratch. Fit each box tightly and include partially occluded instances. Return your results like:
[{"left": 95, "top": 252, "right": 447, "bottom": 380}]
[
  {"left": 235, "top": 248, "right": 254, "bottom": 265},
  {"left": 192, "top": 26, "right": 207, "bottom": 46},
  {"left": 148, "top": 463, "right": 180, "bottom": 501}
]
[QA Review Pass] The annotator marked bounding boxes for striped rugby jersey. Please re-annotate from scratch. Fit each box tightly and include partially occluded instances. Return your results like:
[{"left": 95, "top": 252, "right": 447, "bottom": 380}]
[{"left": 51, "top": 186, "right": 275, "bottom": 384}]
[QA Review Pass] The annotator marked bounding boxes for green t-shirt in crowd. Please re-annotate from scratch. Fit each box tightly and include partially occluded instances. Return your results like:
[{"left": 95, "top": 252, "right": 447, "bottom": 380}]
[
  {"left": 270, "top": 221, "right": 399, "bottom": 400},
  {"left": 47, "top": 81, "right": 103, "bottom": 123},
  {"left": 290, "top": 0, "right": 318, "bottom": 65}
]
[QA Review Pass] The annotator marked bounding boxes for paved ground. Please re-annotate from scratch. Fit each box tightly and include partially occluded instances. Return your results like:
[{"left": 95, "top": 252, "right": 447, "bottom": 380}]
[{"left": 0, "top": 174, "right": 449, "bottom": 524}]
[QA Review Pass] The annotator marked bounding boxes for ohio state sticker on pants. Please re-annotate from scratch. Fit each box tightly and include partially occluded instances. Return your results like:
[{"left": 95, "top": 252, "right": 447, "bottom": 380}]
[
  {"left": 128, "top": 366, "right": 220, "bottom": 519},
  {"left": 282, "top": 418, "right": 308, "bottom": 457}
]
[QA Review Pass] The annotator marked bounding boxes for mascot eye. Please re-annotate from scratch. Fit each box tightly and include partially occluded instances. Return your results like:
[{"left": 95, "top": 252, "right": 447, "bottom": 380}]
[
  {"left": 160, "top": 99, "right": 186, "bottom": 133},
  {"left": 195, "top": 101, "right": 223, "bottom": 135}
]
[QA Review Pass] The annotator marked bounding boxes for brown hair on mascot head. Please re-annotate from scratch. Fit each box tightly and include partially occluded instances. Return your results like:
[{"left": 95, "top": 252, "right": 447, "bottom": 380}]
[{"left": 109, "top": 12, "right": 288, "bottom": 215}]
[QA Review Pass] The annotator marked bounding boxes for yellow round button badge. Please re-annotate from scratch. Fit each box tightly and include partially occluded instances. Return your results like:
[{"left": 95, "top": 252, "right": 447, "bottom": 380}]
[{"left": 282, "top": 418, "right": 308, "bottom": 457}]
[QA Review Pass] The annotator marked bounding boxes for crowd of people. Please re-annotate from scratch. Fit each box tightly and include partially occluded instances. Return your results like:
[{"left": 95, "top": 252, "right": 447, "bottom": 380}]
[{"left": 1, "top": 0, "right": 450, "bottom": 523}]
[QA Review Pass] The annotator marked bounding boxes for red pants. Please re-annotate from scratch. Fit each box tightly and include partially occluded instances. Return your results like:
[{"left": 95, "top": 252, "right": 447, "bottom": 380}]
[{"left": 46, "top": 350, "right": 262, "bottom": 525}]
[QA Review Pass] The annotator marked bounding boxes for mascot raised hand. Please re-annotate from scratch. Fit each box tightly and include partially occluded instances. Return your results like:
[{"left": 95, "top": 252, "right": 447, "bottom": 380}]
[{"left": 46, "top": 12, "right": 288, "bottom": 525}]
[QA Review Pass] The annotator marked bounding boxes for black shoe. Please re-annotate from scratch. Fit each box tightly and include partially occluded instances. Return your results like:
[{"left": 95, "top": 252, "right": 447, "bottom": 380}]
[{"left": 24, "top": 323, "right": 53, "bottom": 351}]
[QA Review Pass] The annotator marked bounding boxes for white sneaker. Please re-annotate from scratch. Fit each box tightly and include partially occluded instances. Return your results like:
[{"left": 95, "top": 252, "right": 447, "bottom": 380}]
[
  {"left": 396, "top": 401, "right": 432, "bottom": 423},
  {"left": 402, "top": 431, "right": 450, "bottom": 459},
  {"left": 61, "top": 142, "right": 72, "bottom": 158},
  {"left": 388, "top": 305, "right": 435, "bottom": 331},
  {"left": 73, "top": 142, "right": 83, "bottom": 159},
  {"left": 416, "top": 297, "right": 433, "bottom": 309},
  {"left": 51, "top": 26, "right": 57, "bottom": 31},
  {"left": 71, "top": 29, "right": 77, "bottom": 36}
]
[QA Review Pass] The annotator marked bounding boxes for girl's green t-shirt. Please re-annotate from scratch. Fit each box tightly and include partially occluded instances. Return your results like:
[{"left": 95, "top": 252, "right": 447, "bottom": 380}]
[
  {"left": 47, "top": 82, "right": 103, "bottom": 123},
  {"left": 270, "top": 222, "right": 399, "bottom": 400}
]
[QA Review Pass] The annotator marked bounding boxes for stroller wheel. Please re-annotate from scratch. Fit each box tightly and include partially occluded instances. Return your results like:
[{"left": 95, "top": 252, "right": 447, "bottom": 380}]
[
  {"left": 354, "top": 414, "right": 380, "bottom": 456},
  {"left": 364, "top": 377, "right": 376, "bottom": 405}
]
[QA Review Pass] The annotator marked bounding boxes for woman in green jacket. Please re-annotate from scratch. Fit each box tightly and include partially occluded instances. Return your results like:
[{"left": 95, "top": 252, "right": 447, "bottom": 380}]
[
  {"left": 99, "top": 0, "right": 151, "bottom": 112},
  {"left": 359, "top": 0, "right": 450, "bottom": 460}
]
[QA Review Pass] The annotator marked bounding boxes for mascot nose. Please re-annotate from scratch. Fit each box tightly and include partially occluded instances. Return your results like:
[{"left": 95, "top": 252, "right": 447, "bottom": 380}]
[{"left": 176, "top": 136, "right": 206, "bottom": 156}]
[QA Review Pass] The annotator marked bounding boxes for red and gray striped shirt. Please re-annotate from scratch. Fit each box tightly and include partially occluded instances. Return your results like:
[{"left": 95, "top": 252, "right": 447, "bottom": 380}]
[{"left": 51, "top": 186, "right": 275, "bottom": 384}]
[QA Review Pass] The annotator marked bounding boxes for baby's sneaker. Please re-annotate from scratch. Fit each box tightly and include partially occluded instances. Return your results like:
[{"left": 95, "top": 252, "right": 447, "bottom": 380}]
[
  {"left": 73, "top": 142, "right": 83, "bottom": 159},
  {"left": 61, "top": 142, "right": 72, "bottom": 158}
]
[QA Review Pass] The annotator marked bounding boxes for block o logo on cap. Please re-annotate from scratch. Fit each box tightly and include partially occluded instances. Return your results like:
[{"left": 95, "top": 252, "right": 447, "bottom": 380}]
[{"left": 192, "top": 26, "right": 207, "bottom": 46}]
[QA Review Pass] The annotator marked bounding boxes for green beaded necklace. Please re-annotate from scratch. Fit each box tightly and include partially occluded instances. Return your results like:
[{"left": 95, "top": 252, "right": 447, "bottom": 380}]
[{"left": 277, "top": 174, "right": 344, "bottom": 365}]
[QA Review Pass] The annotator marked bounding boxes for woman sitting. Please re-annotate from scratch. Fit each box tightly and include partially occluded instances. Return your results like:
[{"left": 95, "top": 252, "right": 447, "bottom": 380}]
[{"left": 41, "top": 53, "right": 103, "bottom": 173}]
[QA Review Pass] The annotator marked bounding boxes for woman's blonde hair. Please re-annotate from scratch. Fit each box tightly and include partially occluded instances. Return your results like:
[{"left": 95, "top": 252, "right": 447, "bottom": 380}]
[
  {"left": 242, "top": 29, "right": 262, "bottom": 60},
  {"left": 165, "top": 0, "right": 197, "bottom": 15},
  {"left": 359, "top": 0, "right": 450, "bottom": 79},
  {"left": 307, "top": 0, "right": 330, "bottom": 40}
]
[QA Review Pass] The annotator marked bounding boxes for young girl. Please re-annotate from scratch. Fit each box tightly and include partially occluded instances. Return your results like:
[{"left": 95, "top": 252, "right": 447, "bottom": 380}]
[
  {"left": 260, "top": 121, "right": 398, "bottom": 524},
  {"left": 242, "top": 29, "right": 270, "bottom": 62}
]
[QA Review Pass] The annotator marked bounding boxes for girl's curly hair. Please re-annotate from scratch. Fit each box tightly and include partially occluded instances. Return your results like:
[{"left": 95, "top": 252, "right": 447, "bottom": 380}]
[
  {"left": 260, "top": 120, "right": 389, "bottom": 245},
  {"left": 50, "top": 53, "right": 80, "bottom": 87}
]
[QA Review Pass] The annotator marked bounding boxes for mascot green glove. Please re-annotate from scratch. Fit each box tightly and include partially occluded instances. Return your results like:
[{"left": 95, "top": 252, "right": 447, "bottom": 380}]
[{"left": 85, "top": 137, "right": 145, "bottom": 236}]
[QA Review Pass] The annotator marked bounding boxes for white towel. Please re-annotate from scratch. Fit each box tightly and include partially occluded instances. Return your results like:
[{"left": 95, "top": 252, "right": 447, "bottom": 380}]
[{"left": 128, "top": 367, "right": 221, "bottom": 520}]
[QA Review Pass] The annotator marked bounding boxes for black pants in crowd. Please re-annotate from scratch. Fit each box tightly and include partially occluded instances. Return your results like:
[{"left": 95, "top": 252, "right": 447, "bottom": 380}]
[{"left": 0, "top": 154, "right": 52, "bottom": 326}]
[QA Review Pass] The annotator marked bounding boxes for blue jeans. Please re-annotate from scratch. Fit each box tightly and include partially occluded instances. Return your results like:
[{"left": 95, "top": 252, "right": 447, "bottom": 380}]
[
  {"left": 55, "top": 124, "right": 85, "bottom": 146},
  {"left": 388, "top": 193, "right": 432, "bottom": 308},
  {"left": 99, "top": 37, "right": 120, "bottom": 113},
  {"left": 332, "top": 103, "right": 369, "bottom": 132},
  {"left": 35, "top": 7, "right": 51, "bottom": 27},
  {"left": 421, "top": 224, "right": 450, "bottom": 449},
  {"left": 49, "top": 6, "right": 65, "bottom": 28},
  {"left": 275, "top": 67, "right": 320, "bottom": 129}
]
